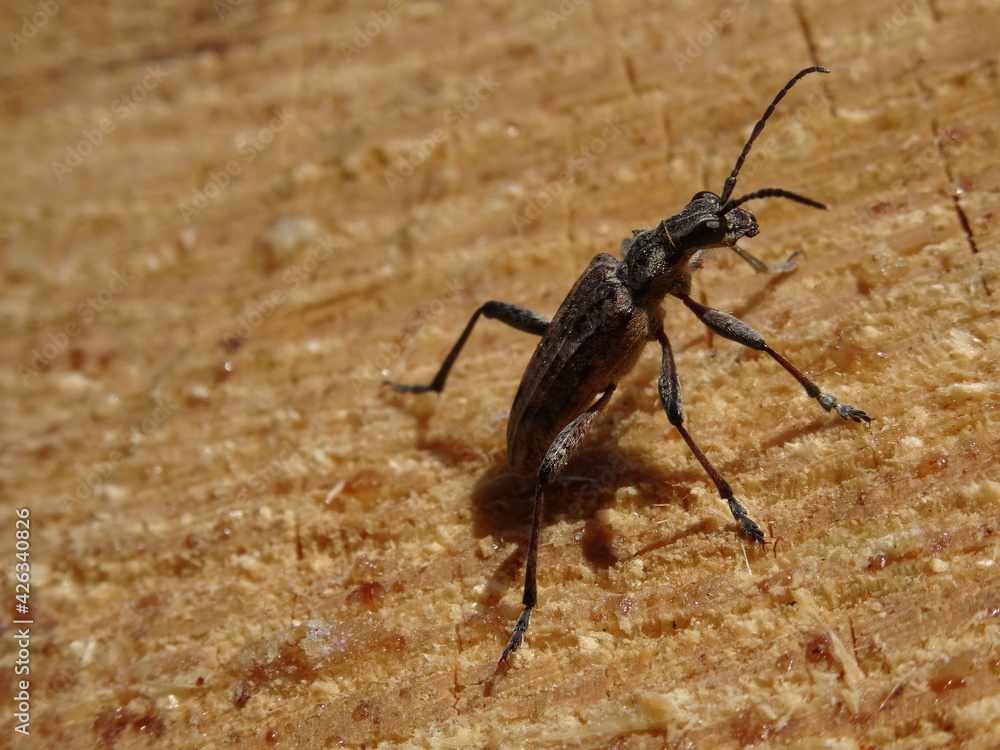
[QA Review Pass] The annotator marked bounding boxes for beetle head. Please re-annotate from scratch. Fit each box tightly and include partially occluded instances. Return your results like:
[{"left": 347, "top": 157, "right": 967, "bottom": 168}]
[
  {"left": 673, "top": 191, "right": 760, "bottom": 249},
  {"left": 619, "top": 68, "right": 832, "bottom": 301},
  {"left": 618, "top": 190, "right": 765, "bottom": 300}
]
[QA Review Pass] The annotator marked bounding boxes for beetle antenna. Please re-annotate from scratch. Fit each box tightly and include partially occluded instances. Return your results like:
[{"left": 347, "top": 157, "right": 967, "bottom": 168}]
[
  {"left": 719, "top": 66, "right": 829, "bottom": 210},
  {"left": 726, "top": 187, "right": 828, "bottom": 211}
]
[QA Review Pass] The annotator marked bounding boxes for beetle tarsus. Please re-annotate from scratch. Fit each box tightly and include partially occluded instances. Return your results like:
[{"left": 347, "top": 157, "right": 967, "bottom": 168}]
[
  {"left": 732, "top": 245, "right": 803, "bottom": 274},
  {"left": 500, "top": 606, "right": 532, "bottom": 662},
  {"left": 728, "top": 497, "right": 766, "bottom": 546},
  {"left": 383, "top": 380, "right": 437, "bottom": 394}
]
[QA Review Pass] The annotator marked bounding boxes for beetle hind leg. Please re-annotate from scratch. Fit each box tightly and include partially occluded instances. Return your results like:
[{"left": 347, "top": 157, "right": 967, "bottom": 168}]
[{"left": 500, "top": 385, "right": 616, "bottom": 662}]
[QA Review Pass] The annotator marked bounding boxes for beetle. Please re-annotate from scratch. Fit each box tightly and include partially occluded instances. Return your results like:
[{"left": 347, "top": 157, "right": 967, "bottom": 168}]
[{"left": 385, "top": 66, "right": 871, "bottom": 662}]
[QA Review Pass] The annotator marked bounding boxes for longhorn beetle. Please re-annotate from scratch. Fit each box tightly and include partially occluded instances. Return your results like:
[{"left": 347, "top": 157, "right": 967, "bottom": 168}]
[{"left": 386, "top": 66, "right": 871, "bottom": 662}]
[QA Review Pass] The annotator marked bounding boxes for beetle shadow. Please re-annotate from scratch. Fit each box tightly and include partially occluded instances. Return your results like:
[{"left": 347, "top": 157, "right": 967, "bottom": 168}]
[
  {"left": 467, "top": 431, "right": 711, "bottom": 608},
  {"left": 733, "top": 266, "right": 800, "bottom": 317},
  {"left": 388, "top": 377, "right": 746, "bottom": 608}
]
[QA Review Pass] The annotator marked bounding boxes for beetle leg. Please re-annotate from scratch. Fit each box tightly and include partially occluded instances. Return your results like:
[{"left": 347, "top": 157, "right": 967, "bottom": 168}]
[
  {"left": 731, "top": 245, "right": 802, "bottom": 273},
  {"left": 500, "top": 385, "right": 616, "bottom": 662},
  {"left": 384, "top": 302, "right": 549, "bottom": 394},
  {"left": 656, "top": 330, "right": 765, "bottom": 545},
  {"left": 680, "top": 295, "right": 872, "bottom": 423}
]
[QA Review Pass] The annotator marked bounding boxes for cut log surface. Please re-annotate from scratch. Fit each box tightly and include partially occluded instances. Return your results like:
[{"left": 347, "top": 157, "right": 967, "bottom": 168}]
[{"left": 2, "top": 1, "right": 998, "bottom": 748}]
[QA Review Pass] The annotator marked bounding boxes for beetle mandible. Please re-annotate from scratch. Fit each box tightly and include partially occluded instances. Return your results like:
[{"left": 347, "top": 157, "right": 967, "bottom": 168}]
[{"left": 386, "top": 66, "right": 871, "bottom": 663}]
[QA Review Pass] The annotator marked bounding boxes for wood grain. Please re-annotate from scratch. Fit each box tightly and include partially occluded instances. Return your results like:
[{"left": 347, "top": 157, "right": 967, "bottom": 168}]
[{"left": 2, "top": 0, "right": 998, "bottom": 747}]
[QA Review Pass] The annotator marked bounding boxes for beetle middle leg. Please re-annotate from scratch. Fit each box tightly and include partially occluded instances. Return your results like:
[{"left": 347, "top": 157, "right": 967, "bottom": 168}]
[
  {"left": 500, "top": 385, "right": 616, "bottom": 662},
  {"left": 384, "top": 302, "right": 549, "bottom": 394},
  {"left": 656, "top": 330, "right": 765, "bottom": 544},
  {"left": 679, "top": 295, "right": 871, "bottom": 423}
]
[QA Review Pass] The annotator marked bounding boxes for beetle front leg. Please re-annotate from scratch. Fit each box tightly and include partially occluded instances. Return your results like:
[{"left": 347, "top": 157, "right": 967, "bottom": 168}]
[
  {"left": 680, "top": 295, "right": 872, "bottom": 424},
  {"left": 500, "top": 385, "right": 616, "bottom": 662},
  {"left": 656, "top": 330, "right": 765, "bottom": 545},
  {"left": 384, "top": 302, "right": 550, "bottom": 394},
  {"left": 731, "top": 244, "right": 802, "bottom": 274}
]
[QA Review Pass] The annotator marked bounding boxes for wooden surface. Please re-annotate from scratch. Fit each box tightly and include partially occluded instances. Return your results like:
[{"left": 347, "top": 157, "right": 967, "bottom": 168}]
[{"left": 2, "top": 0, "right": 999, "bottom": 747}]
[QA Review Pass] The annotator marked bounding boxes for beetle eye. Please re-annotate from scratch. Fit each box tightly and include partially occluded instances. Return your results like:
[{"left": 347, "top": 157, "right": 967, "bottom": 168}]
[
  {"left": 693, "top": 216, "right": 726, "bottom": 244},
  {"left": 691, "top": 191, "right": 717, "bottom": 202}
]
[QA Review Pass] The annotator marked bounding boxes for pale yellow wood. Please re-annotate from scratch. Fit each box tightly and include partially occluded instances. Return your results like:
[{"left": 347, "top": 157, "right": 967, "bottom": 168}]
[{"left": 2, "top": 1, "right": 999, "bottom": 747}]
